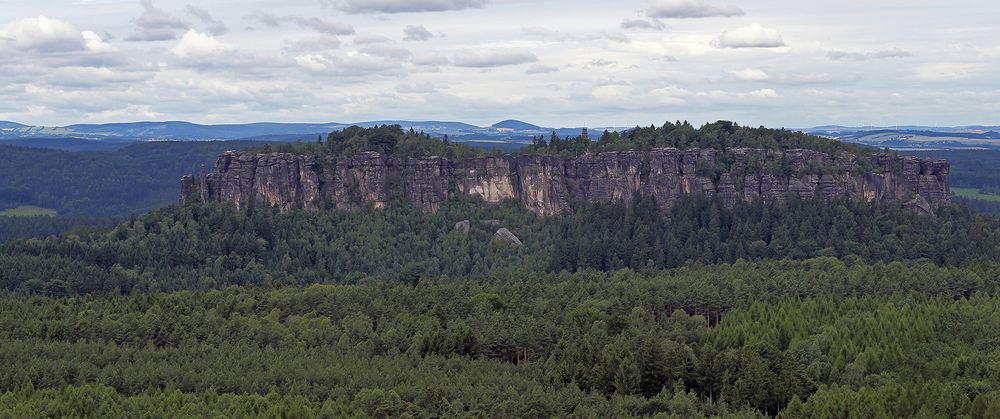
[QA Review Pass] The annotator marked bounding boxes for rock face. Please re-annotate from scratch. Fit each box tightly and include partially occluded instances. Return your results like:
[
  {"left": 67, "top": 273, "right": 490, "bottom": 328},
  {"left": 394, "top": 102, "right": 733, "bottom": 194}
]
[{"left": 181, "top": 148, "right": 950, "bottom": 215}]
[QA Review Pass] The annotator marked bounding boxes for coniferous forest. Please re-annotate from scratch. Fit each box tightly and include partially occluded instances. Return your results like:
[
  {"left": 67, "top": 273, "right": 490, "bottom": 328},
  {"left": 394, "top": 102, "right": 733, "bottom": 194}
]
[{"left": 4, "top": 124, "right": 1000, "bottom": 417}]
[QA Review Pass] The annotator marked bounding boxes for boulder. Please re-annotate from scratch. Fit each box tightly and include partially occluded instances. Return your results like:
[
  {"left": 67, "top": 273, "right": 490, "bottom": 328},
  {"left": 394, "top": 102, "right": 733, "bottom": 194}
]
[
  {"left": 904, "top": 194, "right": 934, "bottom": 216},
  {"left": 494, "top": 228, "right": 523, "bottom": 246}
]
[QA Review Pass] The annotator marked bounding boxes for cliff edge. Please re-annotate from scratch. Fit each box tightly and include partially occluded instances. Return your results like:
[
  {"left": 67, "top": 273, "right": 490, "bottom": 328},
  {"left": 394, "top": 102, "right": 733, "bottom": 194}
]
[{"left": 181, "top": 148, "right": 950, "bottom": 215}]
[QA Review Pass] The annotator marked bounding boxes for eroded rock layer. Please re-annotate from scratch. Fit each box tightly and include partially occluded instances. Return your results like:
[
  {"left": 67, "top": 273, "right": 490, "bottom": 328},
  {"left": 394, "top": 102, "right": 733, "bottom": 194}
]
[{"left": 181, "top": 148, "right": 950, "bottom": 215}]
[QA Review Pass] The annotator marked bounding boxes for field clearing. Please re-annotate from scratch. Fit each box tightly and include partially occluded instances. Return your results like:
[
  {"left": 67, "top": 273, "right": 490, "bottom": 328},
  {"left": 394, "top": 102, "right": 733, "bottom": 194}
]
[
  {"left": 953, "top": 188, "right": 1000, "bottom": 202},
  {"left": 0, "top": 205, "right": 58, "bottom": 217}
]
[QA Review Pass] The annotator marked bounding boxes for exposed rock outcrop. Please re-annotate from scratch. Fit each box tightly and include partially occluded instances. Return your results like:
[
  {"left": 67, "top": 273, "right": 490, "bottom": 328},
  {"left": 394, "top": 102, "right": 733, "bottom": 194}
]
[
  {"left": 454, "top": 220, "right": 471, "bottom": 235},
  {"left": 181, "top": 148, "right": 950, "bottom": 215},
  {"left": 494, "top": 228, "right": 523, "bottom": 246}
]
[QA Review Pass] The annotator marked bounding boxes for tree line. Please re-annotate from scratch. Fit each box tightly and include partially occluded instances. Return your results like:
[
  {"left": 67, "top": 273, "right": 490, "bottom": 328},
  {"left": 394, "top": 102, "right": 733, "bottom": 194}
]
[{"left": 524, "top": 121, "right": 870, "bottom": 157}]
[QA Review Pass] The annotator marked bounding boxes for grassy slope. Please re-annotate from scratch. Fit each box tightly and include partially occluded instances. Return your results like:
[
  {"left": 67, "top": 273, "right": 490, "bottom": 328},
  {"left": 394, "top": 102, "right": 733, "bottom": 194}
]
[
  {"left": 953, "top": 188, "right": 1000, "bottom": 202},
  {"left": 0, "top": 206, "right": 57, "bottom": 217}
]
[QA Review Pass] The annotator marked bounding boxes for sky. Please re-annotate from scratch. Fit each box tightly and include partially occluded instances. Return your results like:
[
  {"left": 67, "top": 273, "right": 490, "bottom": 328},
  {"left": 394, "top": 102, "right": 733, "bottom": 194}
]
[{"left": 0, "top": 0, "right": 998, "bottom": 128}]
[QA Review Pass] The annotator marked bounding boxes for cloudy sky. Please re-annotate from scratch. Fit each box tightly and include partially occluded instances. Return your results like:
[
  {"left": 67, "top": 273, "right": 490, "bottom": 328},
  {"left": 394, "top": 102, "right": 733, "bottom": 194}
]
[{"left": 0, "top": 0, "right": 997, "bottom": 128}]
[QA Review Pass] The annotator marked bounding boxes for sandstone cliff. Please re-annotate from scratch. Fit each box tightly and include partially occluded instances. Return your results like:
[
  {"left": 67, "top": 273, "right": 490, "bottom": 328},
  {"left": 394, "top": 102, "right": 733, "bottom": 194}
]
[{"left": 181, "top": 148, "right": 950, "bottom": 215}]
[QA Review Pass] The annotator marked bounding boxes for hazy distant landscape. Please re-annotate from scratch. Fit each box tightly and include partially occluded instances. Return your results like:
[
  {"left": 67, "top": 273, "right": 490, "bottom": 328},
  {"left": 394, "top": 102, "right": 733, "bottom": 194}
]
[
  {"left": 0, "top": 119, "right": 627, "bottom": 151},
  {"left": 6, "top": 119, "right": 1000, "bottom": 155}
]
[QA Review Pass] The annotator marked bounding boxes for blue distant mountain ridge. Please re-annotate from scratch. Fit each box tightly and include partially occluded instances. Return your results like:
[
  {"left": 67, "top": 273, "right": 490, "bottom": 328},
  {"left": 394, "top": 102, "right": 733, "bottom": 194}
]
[
  {"left": 2, "top": 120, "right": 999, "bottom": 151},
  {"left": 0, "top": 120, "right": 609, "bottom": 144},
  {"left": 492, "top": 120, "right": 543, "bottom": 130},
  {"left": 0, "top": 121, "right": 26, "bottom": 129},
  {"left": 803, "top": 126, "right": 1000, "bottom": 151}
]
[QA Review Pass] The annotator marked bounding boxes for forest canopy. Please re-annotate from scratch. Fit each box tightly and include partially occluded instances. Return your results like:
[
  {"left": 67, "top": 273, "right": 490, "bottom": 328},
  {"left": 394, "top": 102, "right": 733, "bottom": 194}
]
[
  {"left": 3, "top": 264, "right": 1000, "bottom": 417},
  {"left": 523, "top": 121, "right": 871, "bottom": 157},
  {"left": 254, "top": 124, "right": 484, "bottom": 159},
  {"left": 254, "top": 121, "right": 871, "bottom": 160},
  {"left": 2, "top": 196, "right": 999, "bottom": 296}
]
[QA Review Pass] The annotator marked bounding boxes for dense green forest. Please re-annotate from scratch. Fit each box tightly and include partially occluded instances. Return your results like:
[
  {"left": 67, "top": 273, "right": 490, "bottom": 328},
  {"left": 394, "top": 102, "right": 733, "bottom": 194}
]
[
  {"left": 0, "top": 141, "right": 264, "bottom": 217},
  {"left": 3, "top": 192, "right": 1000, "bottom": 416},
  {"left": 524, "top": 121, "right": 869, "bottom": 157},
  {"left": 954, "top": 196, "right": 1000, "bottom": 215},
  {"left": 3, "top": 263, "right": 1000, "bottom": 417},
  {"left": 2, "top": 196, "right": 999, "bottom": 296},
  {"left": 0, "top": 216, "right": 120, "bottom": 245},
  {"left": 258, "top": 121, "right": 867, "bottom": 160},
  {"left": 257, "top": 125, "right": 484, "bottom": 159}
]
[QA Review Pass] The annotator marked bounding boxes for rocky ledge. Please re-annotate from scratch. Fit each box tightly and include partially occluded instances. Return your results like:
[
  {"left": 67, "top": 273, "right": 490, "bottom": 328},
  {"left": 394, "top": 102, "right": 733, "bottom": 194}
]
[{"left": 181, "top": 148, "right": 950, "bottom": 215}]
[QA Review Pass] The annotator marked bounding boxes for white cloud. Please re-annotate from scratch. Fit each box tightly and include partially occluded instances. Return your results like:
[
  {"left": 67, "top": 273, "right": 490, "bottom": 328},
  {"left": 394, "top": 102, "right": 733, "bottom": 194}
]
[
  {"left": 915, "top": 63, "right": 982, "bottom": 81},
  {"left": 587, "top": 59, "right": 616, "bottom": 68},
  {"left": 526, "top": 64, "right": 559, "bottom": 74},
  {"left": 290, "top": 50, "right": 404, "bottom": 76},
  {"left": 0, "top": 16, "right": 87, "bottom": 52},
  {"left": 324, "top": 0, "right": 489, "bottom": 14},
  {"left": 247, "top": 12, "right": 354, "bottom": 35},
  {"left": 747, "top": 88, "right": 778, "bottom": 99},
  {"left": 81, "top": 31, "right": 114, "bottom": 53},
  {"left": 712, "top": 23, "right": 786, "bottom": 48},
  {"left": 411, "top": 53, "right": 451, "bottom": 67},
  {"left": 283, "top": 36, "right": 342, "bottom": 53},
  {"left": 171, "top": 30, "right": 230, "bottom": 58},
  {"left": 403, "top": 25, "right": 434, "bottom": 41},
  {"left": 648, "top": 85, "right": 778, "bottom": 102},
  {"left": 621, "top": 18, "right": 666, "bottom": 30},
  {"left": 395, "top": 82, "right": 440, "bottom": 94},
  {"left": 126, "top": 0, "right": 188, "bottom": 42},
  {"left": 603, "top": 32, "right": 631, "bottom": 43},
  {"left": 294, "top": 54, "right": 330, "bottom": 71},
  {"left": 44, "top": 66, "right": 146, "bottom": 87},
  {"left": 777, "top": 73, "right": 850, "bottom": 85},
  {"left": 646, "top": 0, "right": 744, "bottom": 19},
  {"left": 523, "top": 27, "right": 630, "bottom": 44},
  {"left": 84, "top": 104, "right": 162, "bottom": 122},
  {"left": 360, "top": 43, "right": 412, "bottom": 59},
  {"left": 452, "top": 49, "right": 537, "bottom": 68},
  {"left": 728, "top": 67, "right": 771, "bottom": 81},
  {"left": 827, "top": 48, "right": 911, "bottom": 61},
  {"left": 592, "top": 84, "right": 632, "bottom": 101},
  {"left": 354, "top": 34, "right": 394, "bottom": 45},
  {"left": 186, "top": 5, "right": 227, "bottom": 36}
]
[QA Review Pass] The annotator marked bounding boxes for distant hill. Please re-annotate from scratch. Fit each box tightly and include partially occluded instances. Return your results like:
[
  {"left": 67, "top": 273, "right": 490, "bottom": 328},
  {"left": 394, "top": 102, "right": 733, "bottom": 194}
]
[
  {"left": 0, "top": 119, "right": 611, "bottom": 148},
  {"left": 0, "top": 141, "right": 267, "bottom": 216},
  {"left": 0, "top": 137, "right": 132, "bottom": 152},
  {"left": 8, "top": 119, "right": 999, "bottom": 151},
  {"left": 58, "top": 121, "right": 348, "bottom": 141},
  {"left": 493, "top": 120, "right": 543, "bottom": 131},
  {"left": 805, "top": 126, "right": 1000, "bottom": 151},
  {"left": 358, "top": 120, "right": 482, "bottom": 131},
  {"left": 0, "top": 121, "right": 26, "bottom": 129}
]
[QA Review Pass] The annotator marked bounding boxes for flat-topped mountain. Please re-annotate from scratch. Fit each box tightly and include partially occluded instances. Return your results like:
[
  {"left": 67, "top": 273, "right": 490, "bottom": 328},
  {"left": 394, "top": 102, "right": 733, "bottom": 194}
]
[{"left": 180, "top": 122, "right": 950, "bottom": 216}]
